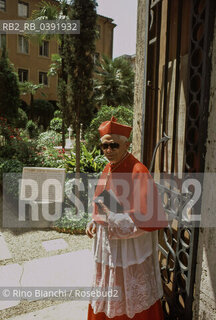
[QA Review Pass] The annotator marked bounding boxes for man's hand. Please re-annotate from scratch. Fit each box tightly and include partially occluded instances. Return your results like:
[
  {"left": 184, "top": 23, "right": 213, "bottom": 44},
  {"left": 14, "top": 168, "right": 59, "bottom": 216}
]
[{"left": 86, "top": 220, "right": 97, "bottom": 239}]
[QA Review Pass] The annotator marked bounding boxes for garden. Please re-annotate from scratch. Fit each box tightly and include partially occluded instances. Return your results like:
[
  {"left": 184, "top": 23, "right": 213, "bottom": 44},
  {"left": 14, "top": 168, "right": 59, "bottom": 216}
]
[
  {"left": 0, "top": 104, "right": 134, "bottom": 234},
  {"left": 0, "top": 0, "right": 134, "bottom": 236}
]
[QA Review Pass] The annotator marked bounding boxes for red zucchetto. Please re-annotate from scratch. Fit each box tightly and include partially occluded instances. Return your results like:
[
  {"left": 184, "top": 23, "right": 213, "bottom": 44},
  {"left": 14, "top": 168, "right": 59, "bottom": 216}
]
[{"left": 98, "top": 116, "right": 132, "bottom": 138}]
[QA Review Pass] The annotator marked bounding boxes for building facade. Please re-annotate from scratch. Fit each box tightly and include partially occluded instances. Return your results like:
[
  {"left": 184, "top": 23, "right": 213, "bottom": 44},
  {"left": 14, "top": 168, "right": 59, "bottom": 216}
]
[{"left": 0, "top": 0, "right": 116, "bottom": 104}]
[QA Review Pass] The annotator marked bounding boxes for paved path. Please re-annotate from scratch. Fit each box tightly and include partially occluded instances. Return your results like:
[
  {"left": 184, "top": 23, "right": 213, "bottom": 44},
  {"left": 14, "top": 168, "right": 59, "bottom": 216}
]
[
  {"left": 0, "top": 232, "right": 12, "bottom": 260},
  {"left": 6, "top": 301, "right": 89, "bottom": 320},
  {"left": 0, "top": 246, "right": 94, "bottom": 319}
]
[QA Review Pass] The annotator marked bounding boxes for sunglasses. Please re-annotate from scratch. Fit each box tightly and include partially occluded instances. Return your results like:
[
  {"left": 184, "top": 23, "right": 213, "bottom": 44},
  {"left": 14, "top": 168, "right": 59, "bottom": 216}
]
[{"left": 100, "top": 142, "right": 120, "bottom": 150}]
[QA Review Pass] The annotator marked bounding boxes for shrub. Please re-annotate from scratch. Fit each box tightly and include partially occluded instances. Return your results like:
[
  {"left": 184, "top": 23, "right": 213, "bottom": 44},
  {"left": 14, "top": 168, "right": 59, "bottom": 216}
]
[
  {"left": 85, "top": 105, "right": 133, "bottom": 150},
  {"left": 1, "top": 159, "right": 24, "bottom": 200},
  {"left": 0, "top": 116, "right": 19, "bottom": 141},
  {"left": 53, "top": 207, "right": 91, "bottom": 234},
  {"left": 37, "top": 130, "right": 62, "bottom": 148},
  {"left": 0, "top": 157, "right": 4, "bottom": 190},
  {"left": 1, "top": 140, "right": 40, "bottom": 167},
  {"left": 31, "top": 99, "right": 54, "bottom": 129},
  {"left": 0, "top": 118, "right": 40, "bottom": 166},
  {"left": 1, "top": 159, "right": 24, "bottom": 174},
  {"left": 15, "top": 108, "right": 28, "bottom": 128},
  {"left": 54, "top": 110, "right": 62, "bottom": 118},
  {"left": 50, "top": 117, "right": 66, "bottom": 133},
  {"left": 36, "top": 147, "right": 65, "bottom": 168},
  {"left": 64, "top": 142, "right": 108, "bottom": 173},
  {"left": 26, "top": 120, "right": 39, "bottom": 138},
  {"left": 0, "top": 47, "right": 21, "bottom": 122},
  {"left": 20, "top": 99, "right": 29, "bottom": 113},
  {"left": 35, "top": 130, "right": 65, "bottom": 168}
]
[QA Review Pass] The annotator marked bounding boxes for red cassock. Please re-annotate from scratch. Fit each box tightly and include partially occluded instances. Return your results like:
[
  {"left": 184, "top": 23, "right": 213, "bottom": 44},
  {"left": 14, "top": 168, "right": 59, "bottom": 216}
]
[
  {"left": 87, "top": 299, "right": 164, "bottom": 320},
  {"left": 88, "top": 153, "right": 167, "bottom": 320}
]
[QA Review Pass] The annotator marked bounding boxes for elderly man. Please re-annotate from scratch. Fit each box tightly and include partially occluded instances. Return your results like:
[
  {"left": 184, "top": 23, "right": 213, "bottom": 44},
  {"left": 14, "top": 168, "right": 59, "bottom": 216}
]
[{"left": 86, "top": 117, "right": 166, "bottom": 320}]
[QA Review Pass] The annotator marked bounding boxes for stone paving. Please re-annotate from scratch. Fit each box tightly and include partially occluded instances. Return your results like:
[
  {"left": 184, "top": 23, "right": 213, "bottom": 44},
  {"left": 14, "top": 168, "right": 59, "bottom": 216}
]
[
  {"left": 6, "top": 300, "right": 88, "bottom": 320},
  {"left": 0, "top": 231, "right": 94, "bottom": 320},
  {"left": 0, "top": 233, "right": 12, "bottom": 260}
]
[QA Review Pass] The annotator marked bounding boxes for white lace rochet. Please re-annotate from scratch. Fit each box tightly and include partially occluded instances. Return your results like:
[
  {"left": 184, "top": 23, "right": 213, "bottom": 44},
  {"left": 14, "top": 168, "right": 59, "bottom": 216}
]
[{"left": 90, "top": 213, "right": 164, "bottom": 319}]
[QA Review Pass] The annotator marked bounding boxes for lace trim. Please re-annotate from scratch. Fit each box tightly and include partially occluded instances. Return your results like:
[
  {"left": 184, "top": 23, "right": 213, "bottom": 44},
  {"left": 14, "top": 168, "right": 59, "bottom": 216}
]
[{"left": 90, "top": 255, "right": 163, "bottom": 319}]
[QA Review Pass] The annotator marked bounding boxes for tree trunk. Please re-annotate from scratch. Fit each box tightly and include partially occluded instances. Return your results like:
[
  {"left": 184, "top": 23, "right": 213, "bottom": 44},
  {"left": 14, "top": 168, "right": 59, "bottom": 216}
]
[
  {"left": 75, "top": 119, "right": 80, "bottom": 173},
  {"left": 30, "top": 93, "right": 33, "bottom": 107},
  {"left": 60, "top": 35, "right": 67, "bottom": 149},
  {"left": 75, "top": 118, "right": 81, "bottom": 215},
  {"left": 62, "top": 116, "right": 65, "bottom": 149}
]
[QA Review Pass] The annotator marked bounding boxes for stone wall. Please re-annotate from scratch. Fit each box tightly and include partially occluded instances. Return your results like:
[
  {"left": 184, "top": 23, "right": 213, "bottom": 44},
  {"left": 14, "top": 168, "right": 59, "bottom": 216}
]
[
  {"left": 132, "top": 0, "right": 147, "bottom": 161},
  {"left": 193, "top": 16, "right": 216, "bottom": 320}
]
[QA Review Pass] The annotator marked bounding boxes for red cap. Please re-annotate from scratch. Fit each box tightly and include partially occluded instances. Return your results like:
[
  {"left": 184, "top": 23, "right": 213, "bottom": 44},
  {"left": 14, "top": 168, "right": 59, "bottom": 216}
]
[{"left": 98, "top": 116, "right": 132, "bottom": 138}]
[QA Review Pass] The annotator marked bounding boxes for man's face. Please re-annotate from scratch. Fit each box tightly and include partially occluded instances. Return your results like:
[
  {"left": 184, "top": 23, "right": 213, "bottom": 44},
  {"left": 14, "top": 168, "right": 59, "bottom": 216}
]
[{"left": 101, "top": 134, "right": 130, "bottom": 164}]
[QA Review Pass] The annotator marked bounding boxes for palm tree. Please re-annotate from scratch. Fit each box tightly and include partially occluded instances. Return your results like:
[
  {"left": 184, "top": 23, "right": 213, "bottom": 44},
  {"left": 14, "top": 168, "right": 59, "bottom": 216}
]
[
  {"left": 30, "top": 0, "right": 68, "bottom": 148},
  {"left": 19, "top": 81, "right": 44, "bottom": 106},
  {"left": 94, "top": 55, "right": 135, "bottom": 108}
]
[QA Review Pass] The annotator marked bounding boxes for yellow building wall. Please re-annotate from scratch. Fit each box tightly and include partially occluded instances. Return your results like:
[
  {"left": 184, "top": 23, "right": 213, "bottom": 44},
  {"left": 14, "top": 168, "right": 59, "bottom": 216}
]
[
  {"left": 96, "top": 15, "right": 116, "bottom": 59},
  {"left": 0, "top": 0, "right": 115, "bottom": 105}
]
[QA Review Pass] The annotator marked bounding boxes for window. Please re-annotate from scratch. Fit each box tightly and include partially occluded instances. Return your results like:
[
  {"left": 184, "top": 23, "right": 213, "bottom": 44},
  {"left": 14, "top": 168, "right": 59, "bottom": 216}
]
[
  {"left": 39, "top": 72, "right": 48, "bottom": 86},
  {"left": 39, "top": 41, "right": 49, "bottom": 57},
  {"left": 18, "top": 69, "right": 28, "bottom": 82},
  {"left": 0, "top": 0, "right": 6, "bottom": 12},
  {"left": 94, "top": 52, "right": 100, "bottom": 64},
  {"left": 18, "top": 1, "right": 28, "bottom": 18},
  {"left": 0, "top": 34, "right": 6, "bottom": 48},
  {"left": 18, "top": 35, "right": 29, "bottom": 54}
]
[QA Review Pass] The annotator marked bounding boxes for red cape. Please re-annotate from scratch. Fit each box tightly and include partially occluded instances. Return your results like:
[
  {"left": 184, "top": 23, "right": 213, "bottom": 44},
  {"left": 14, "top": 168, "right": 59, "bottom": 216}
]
[{"left": 92, "top": 153, "right": 168, "bottom": 231}]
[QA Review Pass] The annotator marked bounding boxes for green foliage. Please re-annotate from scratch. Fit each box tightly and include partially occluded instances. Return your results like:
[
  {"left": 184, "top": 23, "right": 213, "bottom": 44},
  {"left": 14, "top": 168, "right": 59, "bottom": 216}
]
[
  {"left": 85, "top": 105, "right": 133, "bottom": 150},
  {"left": 20, "top": 99, "right": 29, "bottom": 113},
  {"left": 63, "top": 0, "right": 98, "bottom": 172},
  {"left": 19, "top": 81, "right": 44, "bottom": 101},
  {"left": 0, "top": 139, "right": 39, "bottom": 167},
  {"left": 30, "top": 0, "right": 69, "bottom": 142},
  {"left": 48, "top": 53, "right": 62, "bottom": 77},
  {"left": 0, "top": 116, "right": 17, "bottom": 141},
  {"left": 36, "top": 131, "right": 65, "bottom": 168},
  {"left": 32, "top": 0, "right": 60, "bottom": 19},
  {"left": 26, "top": 120, "right": 39, "bottom": 138},
  {"left": 31, "top": 0, "right": 60, "bottom": 42},
  {"left": 0, "top": 47, "right": 20, "bottom": 121},
  {"left": 54, "top": 109, "right": 62, "bottom": 118},
  {"left": 94, "top": 55, "right": 135, "bottom": 108},
  {"left": 36, "top": 147, "right": 65, "bottom": 168},
  {"left": 64, "top": 0, "right": 97, "bottom": 126},
  {"left": 54, "top": 208, "right": 91, "bottom": 234},
  {"left": 31, "top": 99, "right": 54, "bottom": 129},
  {"left": 1, "top": 159, "right": 24, "bottom": 174},
  {"left": 0, "top": 159, "right": 23, "bottom": 200},
  {"left": 49, "top": 117, "right": 66, "bottom": 133},
  {"left": 15, "top": 108, "right": 28, "bottom": 128},
  {"left": 64, "top": 142, "right": 108, "bottom": 173},
  {"left": 0, "top": 117, "right": 39, "bottom": 165},
  {"left": 0, "top": 157, "right": 4, "bottom": 188}
]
